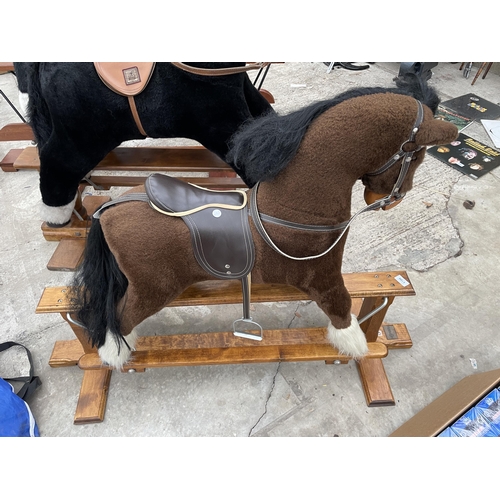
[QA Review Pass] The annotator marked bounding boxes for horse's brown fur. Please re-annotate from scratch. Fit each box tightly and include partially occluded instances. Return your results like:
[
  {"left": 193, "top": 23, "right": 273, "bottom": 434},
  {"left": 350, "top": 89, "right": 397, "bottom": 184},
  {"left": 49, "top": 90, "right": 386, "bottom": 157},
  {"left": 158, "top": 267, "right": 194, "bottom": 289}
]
[{"left": 83, "top": 93, "right": 458, "bottom": 367}]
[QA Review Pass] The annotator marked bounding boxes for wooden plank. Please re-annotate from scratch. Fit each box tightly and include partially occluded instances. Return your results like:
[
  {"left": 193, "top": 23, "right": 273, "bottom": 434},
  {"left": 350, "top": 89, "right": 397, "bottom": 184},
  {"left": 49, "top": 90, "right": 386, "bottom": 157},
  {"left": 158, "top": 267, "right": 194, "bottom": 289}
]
[
  {"left": 134, "top": 327, "right": 343, "bottom": 349},
  {"left": 0, "top": 123, "right": 34, "bottom": 142},
  {"left": 0, "top": 148, "right": 24, "bottom": 172},
  {"left": 346, "top": 271, "right": 414, "bottom": 298},
  {"left": 356, "top": 357, "right": 395, "bottom": 407},
  {"left": 73, "top": 369, "right": 112, "bottom": 424},
  {"left": 49, "top": 339, "right": 85, "bottom": 367},
  {"left": 40, "top": 219, "right": 90, "bottom": 241},
  {"left": 14, "top": 145, "right": 233, "bottom": 172},
  {"left": 84, "top": 174, "right": 246, "bottom": 190},
  {"left": 78, "top": 336, "right": 387, "bottom": 370},
  {"left": 12, "top": 146, "right": 39, "bottom": 169},
  {"left": 35, "top": 273, "right": 415, "bottom": 314},
  {"left": 82, "top": 194, "right": 111, "bottom": 214},
  {"left": 47, "top": 238, "right": 86, "bottom": 271},
  {"left": 377, "top": 323, "right": 413, "bottom": 349},
  {"left": 0, "top": 62, "right": 15, "bottom": 73}
]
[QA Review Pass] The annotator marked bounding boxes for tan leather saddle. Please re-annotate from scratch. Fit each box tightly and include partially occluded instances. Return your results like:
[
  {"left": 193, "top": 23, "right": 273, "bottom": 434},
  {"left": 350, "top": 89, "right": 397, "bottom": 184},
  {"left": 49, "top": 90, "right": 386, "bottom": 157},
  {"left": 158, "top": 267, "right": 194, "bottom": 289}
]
[{"left": 94, "top": 62, "right": 156, "bottom": 136}]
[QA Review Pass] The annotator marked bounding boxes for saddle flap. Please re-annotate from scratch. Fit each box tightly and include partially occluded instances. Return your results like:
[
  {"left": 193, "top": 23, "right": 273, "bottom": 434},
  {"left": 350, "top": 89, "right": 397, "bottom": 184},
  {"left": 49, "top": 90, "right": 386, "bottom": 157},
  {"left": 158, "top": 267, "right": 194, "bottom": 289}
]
[
  {"left": 94, "top": 62, "right": 156, "bottom": 96},
  {"left": 145, "top": 174, "right": 255, "bottom": 280}
]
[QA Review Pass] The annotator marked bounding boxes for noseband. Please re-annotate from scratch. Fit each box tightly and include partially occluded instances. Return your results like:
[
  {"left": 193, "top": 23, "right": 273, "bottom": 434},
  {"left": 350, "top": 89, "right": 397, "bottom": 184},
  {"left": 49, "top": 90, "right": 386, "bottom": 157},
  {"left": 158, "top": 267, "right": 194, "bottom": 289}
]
[{"left": 251, "top": 99, "right": 426, "bottom": 261}]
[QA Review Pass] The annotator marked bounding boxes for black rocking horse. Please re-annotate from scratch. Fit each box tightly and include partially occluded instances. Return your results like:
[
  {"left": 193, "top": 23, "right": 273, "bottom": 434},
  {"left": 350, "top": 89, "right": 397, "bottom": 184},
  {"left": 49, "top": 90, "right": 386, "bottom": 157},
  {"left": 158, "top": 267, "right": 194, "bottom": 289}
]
[{"left": 13, "top": 62, "right": 274, "bottom": 226}]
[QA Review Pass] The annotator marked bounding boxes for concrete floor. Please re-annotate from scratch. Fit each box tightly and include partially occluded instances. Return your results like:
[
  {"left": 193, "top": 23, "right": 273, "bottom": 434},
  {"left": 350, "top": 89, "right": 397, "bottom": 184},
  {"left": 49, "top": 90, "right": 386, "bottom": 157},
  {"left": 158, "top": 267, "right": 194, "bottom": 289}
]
[{"left": 1, "top": 62, "right": 499, "bottom": 437}]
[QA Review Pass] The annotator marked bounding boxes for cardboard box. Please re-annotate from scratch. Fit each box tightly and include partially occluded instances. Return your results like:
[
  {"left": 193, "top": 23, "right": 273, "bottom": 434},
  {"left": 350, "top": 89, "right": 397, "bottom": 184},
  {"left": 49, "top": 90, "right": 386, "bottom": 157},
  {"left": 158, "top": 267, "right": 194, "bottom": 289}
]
[{"left": 390, "top": 368, "right": 500, "bottom": 437}]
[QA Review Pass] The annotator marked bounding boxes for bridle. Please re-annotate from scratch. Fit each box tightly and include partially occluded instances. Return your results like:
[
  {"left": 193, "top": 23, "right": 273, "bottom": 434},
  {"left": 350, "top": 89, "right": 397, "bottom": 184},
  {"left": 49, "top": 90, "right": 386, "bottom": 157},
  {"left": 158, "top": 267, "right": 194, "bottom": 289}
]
[
  {"left": 365, "top": 99, "right": 424, "bottom": 205},
  {"left": 250, "top": 99, "right": 425, "bottom": 261}
]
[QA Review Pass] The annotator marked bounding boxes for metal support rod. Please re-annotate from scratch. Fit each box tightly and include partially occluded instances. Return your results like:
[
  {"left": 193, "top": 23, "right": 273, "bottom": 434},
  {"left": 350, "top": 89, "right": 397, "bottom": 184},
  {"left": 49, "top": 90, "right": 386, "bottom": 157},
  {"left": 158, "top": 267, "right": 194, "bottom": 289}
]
[
  {"left": 0, "top": 88, "right": 27, "bottom": 123},
  {"left": 253, "top": 64, "right": 271, "bottom": 90},
  {"left": 66, "top": 312, "right": 87, "bottom": 329},
  {"left": 82, "top": 175, "right": 104, "bottom": 190},
  {"left": 357, "top": 297, "right": 389, "bottom": 325}
]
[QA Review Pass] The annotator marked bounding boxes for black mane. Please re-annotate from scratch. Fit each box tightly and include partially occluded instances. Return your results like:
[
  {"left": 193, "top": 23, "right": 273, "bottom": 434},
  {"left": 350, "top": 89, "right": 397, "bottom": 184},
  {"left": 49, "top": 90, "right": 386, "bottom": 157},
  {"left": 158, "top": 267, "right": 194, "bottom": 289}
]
[{"left": 226, "top": 73, "right": 441, "bottom": 185}]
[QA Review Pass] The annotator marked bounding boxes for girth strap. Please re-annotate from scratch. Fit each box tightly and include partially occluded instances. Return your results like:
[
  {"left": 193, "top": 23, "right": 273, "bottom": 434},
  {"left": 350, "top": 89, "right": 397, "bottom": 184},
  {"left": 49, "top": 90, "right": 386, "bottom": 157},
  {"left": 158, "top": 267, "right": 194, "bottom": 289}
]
[{"left": 93, "top": 193, "right": 150, "bottom": 219}]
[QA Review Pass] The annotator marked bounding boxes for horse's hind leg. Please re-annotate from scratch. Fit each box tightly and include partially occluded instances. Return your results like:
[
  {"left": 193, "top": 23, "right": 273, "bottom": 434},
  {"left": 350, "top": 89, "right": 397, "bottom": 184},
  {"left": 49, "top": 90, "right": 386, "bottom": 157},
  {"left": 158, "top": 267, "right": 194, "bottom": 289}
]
[{"left": 97, "top": 283, "right": 185, "bottom": 370}]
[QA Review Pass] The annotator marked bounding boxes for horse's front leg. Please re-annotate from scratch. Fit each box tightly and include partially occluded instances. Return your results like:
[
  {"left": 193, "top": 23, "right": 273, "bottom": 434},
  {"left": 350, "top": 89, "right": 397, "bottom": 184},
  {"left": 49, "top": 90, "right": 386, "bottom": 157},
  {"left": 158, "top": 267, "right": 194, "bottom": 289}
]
[
  {"left": 305, "top": 279, "right": 369, "bottom": 359},
  {"left": 38, "top": 132, "right": 119, "bottom": 226}
]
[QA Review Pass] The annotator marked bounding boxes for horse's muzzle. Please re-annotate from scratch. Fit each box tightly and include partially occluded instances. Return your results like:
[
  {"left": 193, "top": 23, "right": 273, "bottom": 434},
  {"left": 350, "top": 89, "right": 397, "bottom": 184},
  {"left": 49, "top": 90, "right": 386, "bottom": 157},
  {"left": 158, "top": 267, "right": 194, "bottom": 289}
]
[{"left": 364, "top": 188, "right": 405, "bottom": 211}]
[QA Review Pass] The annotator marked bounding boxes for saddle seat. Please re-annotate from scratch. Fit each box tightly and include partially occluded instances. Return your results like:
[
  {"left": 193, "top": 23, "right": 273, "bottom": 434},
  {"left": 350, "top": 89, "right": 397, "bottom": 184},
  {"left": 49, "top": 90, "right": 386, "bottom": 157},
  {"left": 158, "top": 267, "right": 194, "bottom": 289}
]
[
  {"left": 94, "top": 62, "right": 156, "bottom": 96},
  {"left": 145, "top": 174, "right": 255, "bottom": 280}
]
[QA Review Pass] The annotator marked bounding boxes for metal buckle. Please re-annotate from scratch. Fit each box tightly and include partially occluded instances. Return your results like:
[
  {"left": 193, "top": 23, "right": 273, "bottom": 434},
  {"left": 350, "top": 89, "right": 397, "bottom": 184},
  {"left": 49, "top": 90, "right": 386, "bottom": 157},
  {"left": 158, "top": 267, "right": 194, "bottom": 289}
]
[{"left": 233, "top": 318, "right": 263, "bottom": 341}]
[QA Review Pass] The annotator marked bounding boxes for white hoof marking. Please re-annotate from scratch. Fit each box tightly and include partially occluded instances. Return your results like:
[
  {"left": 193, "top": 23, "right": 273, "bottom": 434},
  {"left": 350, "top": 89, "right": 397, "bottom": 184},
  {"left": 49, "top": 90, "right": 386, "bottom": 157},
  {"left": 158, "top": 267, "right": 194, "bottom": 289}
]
[
  {"left": 98, "top": 329, "right": 139, "bottom": 370},
  {"left": 40, "top": 193, "right": 77, "bottom": 225},
  {"left": 327, "top": 314, "right": 369, "bottom": 359}
]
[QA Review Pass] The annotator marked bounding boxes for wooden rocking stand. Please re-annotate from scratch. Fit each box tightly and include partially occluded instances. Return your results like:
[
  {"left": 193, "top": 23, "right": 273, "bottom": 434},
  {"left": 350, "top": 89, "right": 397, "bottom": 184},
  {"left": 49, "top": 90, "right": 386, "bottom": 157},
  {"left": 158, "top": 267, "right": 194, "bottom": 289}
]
[{"left": 36, "top": 270, "right": 415, "bottom": 424}]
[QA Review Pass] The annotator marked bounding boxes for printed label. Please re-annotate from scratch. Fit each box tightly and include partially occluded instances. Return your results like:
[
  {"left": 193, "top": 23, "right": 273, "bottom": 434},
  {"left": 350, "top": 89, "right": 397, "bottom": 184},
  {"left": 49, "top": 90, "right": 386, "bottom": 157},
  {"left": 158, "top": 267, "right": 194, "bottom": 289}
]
[{"left": 394, "top": 275, "right": 410, "bottom": 287}]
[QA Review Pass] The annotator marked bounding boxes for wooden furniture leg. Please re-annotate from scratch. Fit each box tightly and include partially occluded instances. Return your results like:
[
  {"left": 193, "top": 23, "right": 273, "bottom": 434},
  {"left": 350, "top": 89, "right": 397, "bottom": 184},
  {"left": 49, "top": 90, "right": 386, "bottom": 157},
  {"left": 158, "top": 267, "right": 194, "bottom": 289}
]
[
  {"left": 472, "top": 62, "right": 488, "bottom": 85},
  {"left": 49, "top": 311, "right": 113, "bottom": 424},
  {"left": 356, "top": 286, "right": 412, "bottom": 407},
  {"left": 356, "top": 295, "right": 395, "bottom": 406}
]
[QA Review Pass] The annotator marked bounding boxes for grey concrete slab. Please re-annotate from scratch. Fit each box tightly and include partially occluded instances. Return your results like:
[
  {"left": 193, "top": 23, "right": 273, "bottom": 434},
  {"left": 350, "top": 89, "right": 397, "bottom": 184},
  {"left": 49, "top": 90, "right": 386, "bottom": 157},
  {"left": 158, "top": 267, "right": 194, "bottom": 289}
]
[{"left": 1, "top": 62, "right": 499, "bottom": 437}]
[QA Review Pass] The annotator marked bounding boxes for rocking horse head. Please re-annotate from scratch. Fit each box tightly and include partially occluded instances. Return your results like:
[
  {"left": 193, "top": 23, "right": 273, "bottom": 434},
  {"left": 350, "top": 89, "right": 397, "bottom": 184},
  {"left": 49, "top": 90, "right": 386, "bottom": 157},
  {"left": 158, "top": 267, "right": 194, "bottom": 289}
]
[
  {"left": 227, "top": 73, "right": 457, "bottom": 218},
  {"left": 70, "top": 74, "right": 458, "bottom": 371},
  {"left": 359, "top": 96, "right": 446, "bottom": 211}
]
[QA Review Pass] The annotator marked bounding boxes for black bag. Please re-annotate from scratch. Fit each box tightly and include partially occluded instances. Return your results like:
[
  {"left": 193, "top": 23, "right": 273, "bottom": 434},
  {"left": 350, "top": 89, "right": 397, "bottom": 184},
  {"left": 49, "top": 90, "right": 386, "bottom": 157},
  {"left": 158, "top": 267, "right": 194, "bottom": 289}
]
[{"left": 0, "top": 342, "right": 42, "bottom": 437}]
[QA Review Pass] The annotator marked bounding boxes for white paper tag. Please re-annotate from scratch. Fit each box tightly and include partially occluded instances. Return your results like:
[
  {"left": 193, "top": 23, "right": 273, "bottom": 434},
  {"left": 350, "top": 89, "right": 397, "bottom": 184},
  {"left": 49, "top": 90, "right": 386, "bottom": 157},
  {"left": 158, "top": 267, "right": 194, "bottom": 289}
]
[{"left": 394, "top": 275, "right": 410, "bottom": 287}]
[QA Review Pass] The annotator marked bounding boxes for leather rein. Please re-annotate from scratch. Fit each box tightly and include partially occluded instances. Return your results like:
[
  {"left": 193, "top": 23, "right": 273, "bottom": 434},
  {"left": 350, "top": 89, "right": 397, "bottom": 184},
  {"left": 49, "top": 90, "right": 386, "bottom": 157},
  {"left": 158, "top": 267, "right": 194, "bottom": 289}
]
[
  {"left": 170, "top": 62, "right": 272, "bottom": 76},
  {"left": 250, "top": 99, "right": 425, "bottom": 261}
]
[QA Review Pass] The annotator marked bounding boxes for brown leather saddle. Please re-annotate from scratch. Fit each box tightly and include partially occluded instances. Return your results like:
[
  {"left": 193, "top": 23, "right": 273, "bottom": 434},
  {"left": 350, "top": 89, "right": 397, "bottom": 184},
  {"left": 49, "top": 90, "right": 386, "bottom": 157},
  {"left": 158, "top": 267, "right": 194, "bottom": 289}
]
[{"left": 145, "top": 174, "right": 254, "bottom": 280}]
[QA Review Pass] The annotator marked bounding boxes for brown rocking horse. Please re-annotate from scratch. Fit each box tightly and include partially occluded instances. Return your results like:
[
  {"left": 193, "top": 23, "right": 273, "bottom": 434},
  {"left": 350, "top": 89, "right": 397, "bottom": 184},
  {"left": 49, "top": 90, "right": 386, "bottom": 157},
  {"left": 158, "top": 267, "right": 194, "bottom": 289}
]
[{"left": 70, "top": 76, "right": 458, "bottom": 370}]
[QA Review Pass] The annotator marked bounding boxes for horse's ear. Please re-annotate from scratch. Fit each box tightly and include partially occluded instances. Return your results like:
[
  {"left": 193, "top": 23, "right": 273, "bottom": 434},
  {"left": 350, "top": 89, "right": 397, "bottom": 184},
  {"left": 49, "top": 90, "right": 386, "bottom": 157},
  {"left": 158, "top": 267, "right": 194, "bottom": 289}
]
[{"left": 414, "top": 119, "right": 459, "bottom": 147}]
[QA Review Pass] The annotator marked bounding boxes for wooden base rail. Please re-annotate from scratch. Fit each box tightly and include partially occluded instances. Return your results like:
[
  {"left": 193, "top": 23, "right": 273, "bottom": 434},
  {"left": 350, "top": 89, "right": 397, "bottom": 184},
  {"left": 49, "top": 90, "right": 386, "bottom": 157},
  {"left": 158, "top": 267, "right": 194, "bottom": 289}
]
[
  {"left": 36, "top": 271, "right": 416, "bottom": 424},
  {"left": 2, "top": 145, "right": 234, "bottom": 173}
]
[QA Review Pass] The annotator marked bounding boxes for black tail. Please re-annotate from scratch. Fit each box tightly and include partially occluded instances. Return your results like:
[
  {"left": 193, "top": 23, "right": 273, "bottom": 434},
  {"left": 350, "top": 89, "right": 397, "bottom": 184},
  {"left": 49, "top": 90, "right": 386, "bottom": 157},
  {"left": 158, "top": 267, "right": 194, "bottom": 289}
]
[
  {"left": 13, "top": 62, "right": 53, "bottom": 148},
  {"left": 69, "top": 217, "right": 128, "bottom": 352}
]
